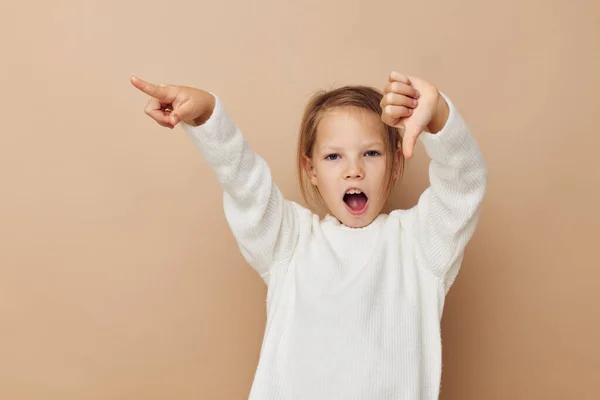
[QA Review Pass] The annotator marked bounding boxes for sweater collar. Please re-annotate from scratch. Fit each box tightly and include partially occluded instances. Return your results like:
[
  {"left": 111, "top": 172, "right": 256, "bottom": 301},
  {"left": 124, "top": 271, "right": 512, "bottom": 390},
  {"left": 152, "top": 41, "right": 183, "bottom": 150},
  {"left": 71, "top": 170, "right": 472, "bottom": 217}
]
[{"left": 322, "top": 213, "right": 387, "bottom": 231}]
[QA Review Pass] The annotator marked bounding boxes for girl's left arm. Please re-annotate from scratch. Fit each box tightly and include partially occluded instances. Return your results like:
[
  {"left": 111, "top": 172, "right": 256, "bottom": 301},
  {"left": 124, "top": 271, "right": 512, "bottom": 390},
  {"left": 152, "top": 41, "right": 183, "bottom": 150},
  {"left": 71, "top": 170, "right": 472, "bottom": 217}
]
[{"left": 394, "top": 93, "right": 488, "bottom": 291}]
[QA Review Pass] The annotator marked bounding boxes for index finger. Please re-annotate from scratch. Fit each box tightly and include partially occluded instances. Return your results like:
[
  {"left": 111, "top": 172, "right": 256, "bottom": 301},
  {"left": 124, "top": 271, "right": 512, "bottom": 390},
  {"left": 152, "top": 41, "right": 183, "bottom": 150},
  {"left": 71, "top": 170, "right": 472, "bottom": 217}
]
[
  {"left": 388, "top": 71, "right": 412, "bottom": 86},
  {"left": 130, "top": 76, "right": 171, "bottom": 101}
]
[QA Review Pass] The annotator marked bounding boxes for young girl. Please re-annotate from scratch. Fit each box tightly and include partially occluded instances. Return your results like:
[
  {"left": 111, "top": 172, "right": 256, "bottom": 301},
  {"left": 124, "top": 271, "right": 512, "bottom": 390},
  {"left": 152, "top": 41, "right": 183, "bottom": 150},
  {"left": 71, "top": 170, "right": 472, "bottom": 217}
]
[{"left": 130, "top": 72, "right": 487, "bottom": 399}]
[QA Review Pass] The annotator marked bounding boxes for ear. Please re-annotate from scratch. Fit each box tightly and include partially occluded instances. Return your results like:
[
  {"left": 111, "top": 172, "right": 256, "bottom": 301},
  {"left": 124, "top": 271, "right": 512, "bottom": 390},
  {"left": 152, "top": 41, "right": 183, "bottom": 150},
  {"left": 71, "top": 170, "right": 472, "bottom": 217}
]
[{"left": 303, "top": 155, "right": 318, "bottom": 186}]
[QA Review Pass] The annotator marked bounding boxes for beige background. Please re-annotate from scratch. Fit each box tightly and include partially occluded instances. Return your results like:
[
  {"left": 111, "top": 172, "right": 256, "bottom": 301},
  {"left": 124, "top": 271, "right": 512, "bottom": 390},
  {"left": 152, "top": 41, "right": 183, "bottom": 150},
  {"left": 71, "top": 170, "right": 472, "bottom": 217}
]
[{"left": 1, "top": 0, "right": 599, "bottom": 399}]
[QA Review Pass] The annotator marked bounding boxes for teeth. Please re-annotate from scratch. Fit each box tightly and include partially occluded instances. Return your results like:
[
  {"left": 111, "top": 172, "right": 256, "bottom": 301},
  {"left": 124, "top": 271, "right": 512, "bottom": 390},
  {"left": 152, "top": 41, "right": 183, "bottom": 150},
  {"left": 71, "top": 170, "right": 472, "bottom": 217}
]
[{"left": 345, "top": 189, "right": 363, "bottom": 195}]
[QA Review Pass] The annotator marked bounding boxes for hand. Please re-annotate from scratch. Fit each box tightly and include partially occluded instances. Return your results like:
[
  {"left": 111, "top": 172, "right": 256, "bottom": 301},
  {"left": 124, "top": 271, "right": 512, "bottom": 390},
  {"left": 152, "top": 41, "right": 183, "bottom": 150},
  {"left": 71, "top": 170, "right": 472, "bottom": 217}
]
[
  {"left": 380, "top": 72, "right": 443, "bottom": 159},
  {"left": 130, "top": 76, "right": 216, "bottom": 129}
]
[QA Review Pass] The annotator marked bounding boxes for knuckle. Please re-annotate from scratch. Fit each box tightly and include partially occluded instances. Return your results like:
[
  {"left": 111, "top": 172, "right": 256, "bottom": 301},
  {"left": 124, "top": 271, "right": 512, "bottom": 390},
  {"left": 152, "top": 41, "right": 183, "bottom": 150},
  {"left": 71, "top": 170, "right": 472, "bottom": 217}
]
[
  {"left": 145, "top": 99, "right": 155, "bottom": 114},
  {"left": 394, "top": 106, "right": 408, "bottom": 117}
]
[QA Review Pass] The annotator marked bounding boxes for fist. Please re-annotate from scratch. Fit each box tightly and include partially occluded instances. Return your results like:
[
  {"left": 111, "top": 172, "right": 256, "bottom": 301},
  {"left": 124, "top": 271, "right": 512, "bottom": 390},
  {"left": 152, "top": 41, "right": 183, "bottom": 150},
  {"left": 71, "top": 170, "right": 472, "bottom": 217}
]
[
  {"left": 381, "top": 72, "right": 441, "bottom": 159},
  {"left": 130, "top": 76, "right": 215, "bottom": 129}
]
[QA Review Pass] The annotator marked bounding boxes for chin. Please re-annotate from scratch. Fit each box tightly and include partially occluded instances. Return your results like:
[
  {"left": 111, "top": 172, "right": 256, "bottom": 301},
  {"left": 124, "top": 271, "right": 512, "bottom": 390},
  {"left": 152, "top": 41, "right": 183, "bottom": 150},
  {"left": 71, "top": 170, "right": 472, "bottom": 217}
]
[
  {"left": 344, "top": 216, "right": 375, "bottom": 228},
  {"left": 346, "top": 220, "right": 369, "bottom": 228},
  {"left": 338, "top": 206, "right": 378, "bottom": 228}
]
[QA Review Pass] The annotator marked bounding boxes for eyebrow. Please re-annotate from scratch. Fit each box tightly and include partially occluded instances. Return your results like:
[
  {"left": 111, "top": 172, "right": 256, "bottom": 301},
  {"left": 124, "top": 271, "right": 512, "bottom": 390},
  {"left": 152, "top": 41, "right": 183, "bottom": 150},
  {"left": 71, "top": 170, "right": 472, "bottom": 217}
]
[{"left": 321, "top": 141, "right": 385, "bottom": 152}]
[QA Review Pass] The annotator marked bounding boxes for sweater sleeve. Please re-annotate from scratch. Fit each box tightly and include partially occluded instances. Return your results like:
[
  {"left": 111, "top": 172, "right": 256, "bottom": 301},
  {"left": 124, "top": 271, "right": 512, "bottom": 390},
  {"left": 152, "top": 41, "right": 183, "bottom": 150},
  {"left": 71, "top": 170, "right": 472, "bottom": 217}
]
[
  {"left": 396, "top": 92, "right": 488, "bottom": 291},
  {"left": 181, "top": 93, "right": 300, "bottom": 284}
]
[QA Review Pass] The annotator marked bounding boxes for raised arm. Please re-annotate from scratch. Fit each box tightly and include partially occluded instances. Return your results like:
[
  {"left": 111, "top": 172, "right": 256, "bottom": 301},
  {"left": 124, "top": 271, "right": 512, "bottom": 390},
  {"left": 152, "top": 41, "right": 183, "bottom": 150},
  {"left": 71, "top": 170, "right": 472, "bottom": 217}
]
[
  {"left": 381, "top": 72, "right": 487, "bottom": 291},
  {"left": 130, "top": 77, "right": 300, "bottom": 284},
  {"left": 181, "top": 95, "right": 300, "bottom": 284},
  {"left": 403, "top": 93, "right": 487, "bottom": 291}
]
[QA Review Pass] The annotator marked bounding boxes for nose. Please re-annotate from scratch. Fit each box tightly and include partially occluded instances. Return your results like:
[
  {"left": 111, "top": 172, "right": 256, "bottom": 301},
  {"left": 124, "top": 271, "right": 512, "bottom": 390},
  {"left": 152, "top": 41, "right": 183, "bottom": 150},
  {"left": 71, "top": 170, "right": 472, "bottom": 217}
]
[{"left": 344, "top": 159, "right": 364, "bottom": 179}]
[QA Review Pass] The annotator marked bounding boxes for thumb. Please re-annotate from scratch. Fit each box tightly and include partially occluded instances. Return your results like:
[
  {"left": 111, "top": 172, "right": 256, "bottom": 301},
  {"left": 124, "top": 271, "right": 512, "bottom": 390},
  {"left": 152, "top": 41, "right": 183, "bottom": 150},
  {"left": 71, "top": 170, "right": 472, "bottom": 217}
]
[
  {"left": 170, "top": 112, "right": 179, "bottom": 126},
  {"left": 402, "top": 125, "right": 424, "bottom": 159},
  {"left": 169, "top": 100, "right": 194, "bottom": 125}
]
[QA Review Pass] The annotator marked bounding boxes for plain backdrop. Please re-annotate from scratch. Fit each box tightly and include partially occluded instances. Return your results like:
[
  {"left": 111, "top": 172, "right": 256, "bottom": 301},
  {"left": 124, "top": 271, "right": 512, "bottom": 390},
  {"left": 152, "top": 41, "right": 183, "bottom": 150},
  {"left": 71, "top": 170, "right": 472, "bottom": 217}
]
[{"left": 1, "top": 0, "right": 599, "bottom": 399}]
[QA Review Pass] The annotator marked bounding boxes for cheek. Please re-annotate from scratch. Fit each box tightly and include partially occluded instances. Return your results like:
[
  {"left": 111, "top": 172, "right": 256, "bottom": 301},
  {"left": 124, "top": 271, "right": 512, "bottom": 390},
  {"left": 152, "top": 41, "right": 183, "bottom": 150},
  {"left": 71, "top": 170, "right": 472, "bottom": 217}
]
[
  {"left": 319, "top": 171, "right": 338, "bottom": 190},
  {"left": 314, "top": 166, "right": 340, "bottom": 196},
  {"left": 315, "top": 162, "right": 336, "bottom": 179},
  {"left": 367, "top": 157, "right": 388, "bottom": 174},
  {"left": 368, "top": 159, "right": 389, "bottom": 192}
]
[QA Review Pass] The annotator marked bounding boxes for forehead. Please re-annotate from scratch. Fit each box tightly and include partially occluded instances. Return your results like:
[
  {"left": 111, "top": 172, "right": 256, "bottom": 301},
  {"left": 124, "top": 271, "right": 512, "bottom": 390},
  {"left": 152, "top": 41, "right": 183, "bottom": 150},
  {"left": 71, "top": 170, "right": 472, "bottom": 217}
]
[{"left": 316, "top": 106, "right": 385, "bottom": 148}]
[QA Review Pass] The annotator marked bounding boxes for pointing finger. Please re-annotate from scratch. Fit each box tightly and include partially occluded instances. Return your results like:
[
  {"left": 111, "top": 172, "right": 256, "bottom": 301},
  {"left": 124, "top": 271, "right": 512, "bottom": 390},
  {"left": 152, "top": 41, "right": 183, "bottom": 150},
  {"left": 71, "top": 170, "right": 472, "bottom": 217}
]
[{"left": 130, "top": 76, "right": 174, "bottom": 102}]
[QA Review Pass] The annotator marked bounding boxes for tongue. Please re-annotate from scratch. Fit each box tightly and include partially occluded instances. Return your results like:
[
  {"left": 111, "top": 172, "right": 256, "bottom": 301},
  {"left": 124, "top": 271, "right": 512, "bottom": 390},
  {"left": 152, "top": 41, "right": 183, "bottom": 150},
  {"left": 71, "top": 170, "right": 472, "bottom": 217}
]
[{"left": 346, "top": 193, "right": 367, "bottom": 210}]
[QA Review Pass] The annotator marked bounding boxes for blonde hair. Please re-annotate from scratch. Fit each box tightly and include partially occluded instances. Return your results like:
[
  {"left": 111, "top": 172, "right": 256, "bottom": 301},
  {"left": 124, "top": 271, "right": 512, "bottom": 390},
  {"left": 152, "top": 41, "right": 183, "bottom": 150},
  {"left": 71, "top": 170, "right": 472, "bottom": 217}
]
[{"left": 297, "top": 85, "right": 405, "bottom": 210}]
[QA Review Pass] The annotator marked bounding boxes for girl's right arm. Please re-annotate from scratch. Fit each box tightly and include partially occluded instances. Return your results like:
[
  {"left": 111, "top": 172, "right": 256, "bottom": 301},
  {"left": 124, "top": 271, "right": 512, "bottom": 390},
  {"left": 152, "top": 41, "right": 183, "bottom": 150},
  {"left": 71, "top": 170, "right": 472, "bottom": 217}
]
[{"left": 130, "top": 77, "right": 300, "bottom": 284}]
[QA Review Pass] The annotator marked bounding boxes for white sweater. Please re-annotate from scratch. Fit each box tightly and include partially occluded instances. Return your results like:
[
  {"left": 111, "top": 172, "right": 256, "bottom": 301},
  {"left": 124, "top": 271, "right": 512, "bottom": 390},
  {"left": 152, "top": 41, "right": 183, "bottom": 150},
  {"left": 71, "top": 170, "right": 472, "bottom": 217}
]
[{"left": 182, "top": 92, "right": 487, "bottom": 399}]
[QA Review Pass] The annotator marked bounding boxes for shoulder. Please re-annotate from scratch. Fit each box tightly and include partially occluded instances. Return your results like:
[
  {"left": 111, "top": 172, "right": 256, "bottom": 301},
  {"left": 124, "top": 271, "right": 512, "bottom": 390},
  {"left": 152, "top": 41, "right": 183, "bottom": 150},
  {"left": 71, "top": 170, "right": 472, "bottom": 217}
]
[
  {"left": 389, "top": 207, "right": 417, "bottom": 227},
  {"left": 286, "top": 200, "right": 319, "bottom": 233}
]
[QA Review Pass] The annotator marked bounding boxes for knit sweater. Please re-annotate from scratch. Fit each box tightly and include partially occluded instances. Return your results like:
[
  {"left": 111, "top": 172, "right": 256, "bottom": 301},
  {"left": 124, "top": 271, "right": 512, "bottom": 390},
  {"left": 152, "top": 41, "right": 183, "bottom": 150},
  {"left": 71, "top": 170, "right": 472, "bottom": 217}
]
[{"left": 182, "top": 91, "right": 487, "bottom": 400}]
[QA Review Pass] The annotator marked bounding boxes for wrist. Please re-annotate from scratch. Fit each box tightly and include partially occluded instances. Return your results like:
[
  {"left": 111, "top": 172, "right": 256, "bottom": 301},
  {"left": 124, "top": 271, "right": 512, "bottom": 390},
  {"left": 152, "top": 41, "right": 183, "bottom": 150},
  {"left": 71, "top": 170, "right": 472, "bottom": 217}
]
[
  {"left": 426, "top": 93, "right": 449, "bottom": 134},
  {"left": 191, "top": 110, "right": 212, "bottom": 126},
  {"left": 186, "top": 91, "right": 216, "bottom": 127}
]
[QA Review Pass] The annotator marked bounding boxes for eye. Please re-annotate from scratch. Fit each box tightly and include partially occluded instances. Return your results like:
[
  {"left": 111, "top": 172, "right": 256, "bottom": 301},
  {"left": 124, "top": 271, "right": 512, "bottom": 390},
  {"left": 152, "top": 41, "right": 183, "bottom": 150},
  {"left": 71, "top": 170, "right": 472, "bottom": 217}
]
[
  {"left": 325, "top": 154, "right": 339, "bottom": 161},
  {"left": 365, "top": 150, "right": 381, "bottom": 157}
]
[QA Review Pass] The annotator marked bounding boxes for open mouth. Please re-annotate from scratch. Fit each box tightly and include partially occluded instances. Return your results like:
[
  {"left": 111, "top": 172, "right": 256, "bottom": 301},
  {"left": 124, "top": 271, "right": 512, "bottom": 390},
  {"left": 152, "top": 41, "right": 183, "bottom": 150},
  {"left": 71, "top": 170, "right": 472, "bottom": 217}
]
[{"left": 343, "top": 190, "right": 369, "bottom": 215}]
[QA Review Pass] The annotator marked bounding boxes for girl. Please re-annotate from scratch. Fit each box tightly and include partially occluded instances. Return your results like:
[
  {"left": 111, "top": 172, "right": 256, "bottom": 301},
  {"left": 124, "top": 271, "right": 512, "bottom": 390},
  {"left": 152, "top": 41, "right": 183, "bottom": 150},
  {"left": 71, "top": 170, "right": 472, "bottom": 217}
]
[{"left": 130, "top": 72, "right": 487, "bottom": 399}]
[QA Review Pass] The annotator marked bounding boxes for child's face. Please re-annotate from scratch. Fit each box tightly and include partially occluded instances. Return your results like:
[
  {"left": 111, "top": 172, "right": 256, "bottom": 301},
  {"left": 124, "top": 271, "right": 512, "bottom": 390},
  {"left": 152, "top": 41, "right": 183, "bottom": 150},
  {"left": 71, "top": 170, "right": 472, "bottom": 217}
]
[{"left": 305, "top": 107, "right": 400, "bottom": 228}]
